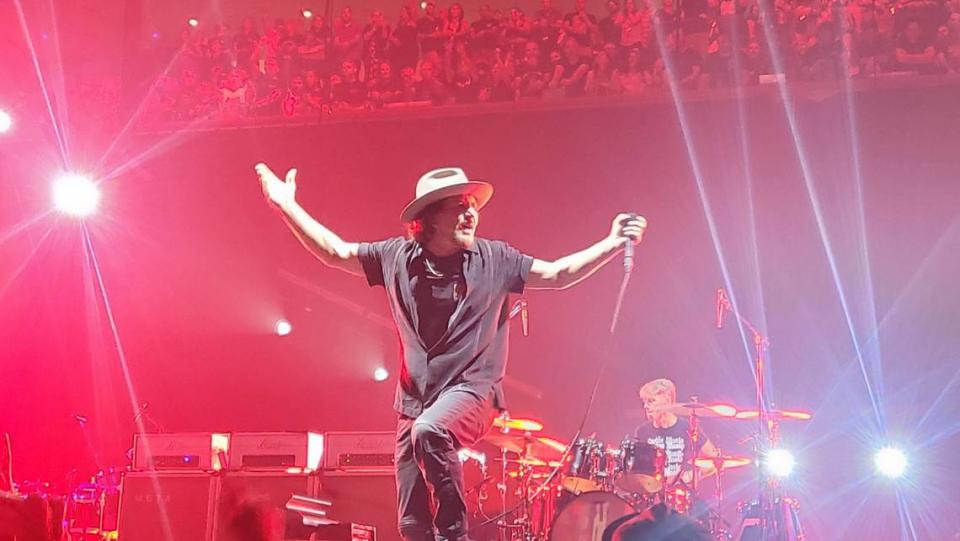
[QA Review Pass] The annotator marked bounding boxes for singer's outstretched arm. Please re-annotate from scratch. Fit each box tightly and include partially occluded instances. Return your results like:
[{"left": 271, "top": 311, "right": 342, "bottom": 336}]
[
  {"left": 255, "top": 163, "right": 364, "bottom": 276},
  {"left": 526, "top": 213, "right": 647, "bottom": 290}
]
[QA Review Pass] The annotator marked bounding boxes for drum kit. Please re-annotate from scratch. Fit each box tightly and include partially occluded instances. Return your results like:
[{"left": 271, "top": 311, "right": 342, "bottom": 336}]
[{"left": 461, "top": 400, "right": 812, "bottom": 541}]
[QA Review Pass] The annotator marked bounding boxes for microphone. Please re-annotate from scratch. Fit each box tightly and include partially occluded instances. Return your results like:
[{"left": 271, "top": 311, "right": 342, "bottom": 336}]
[
  {"left": 520, "top": 300, "right": 529, "bottom": 337},
  {"left": 623, "top": 213, "right": 638, "bottom": 273},
  {"left": 715, "top": 288, "right": 727, "bottom": 329}
]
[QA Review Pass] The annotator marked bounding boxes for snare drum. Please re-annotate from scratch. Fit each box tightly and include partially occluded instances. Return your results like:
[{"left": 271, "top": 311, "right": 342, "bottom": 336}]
[
  {"left": 561, "top": 438, "right": 610, "bottom": 494},
  {"left": 615, "top": 438, "right": 666, "bottom": 494}
]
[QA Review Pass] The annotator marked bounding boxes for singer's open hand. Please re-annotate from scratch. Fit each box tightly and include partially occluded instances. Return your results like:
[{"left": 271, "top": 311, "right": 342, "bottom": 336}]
[
  {"left": 255, "top": 162, "right": 297, "bottom": 211},
  {"left": 609, "top": 213, "right": 647, "bottom": 246}
]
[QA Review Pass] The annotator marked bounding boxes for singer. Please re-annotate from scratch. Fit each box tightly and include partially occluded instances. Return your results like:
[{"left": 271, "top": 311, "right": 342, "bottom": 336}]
[{"left": 256, "top": 164, "right": 646, "bottom": 541}]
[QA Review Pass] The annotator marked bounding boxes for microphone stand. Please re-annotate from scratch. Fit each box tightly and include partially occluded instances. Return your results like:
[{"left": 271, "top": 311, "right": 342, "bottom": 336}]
[
  {"left": 133, "top": 403, "right": 164, "bottom": 434},
  {"left": 74, "top": 415, "right": 105, "bottom": 475},
  {"left": 716, "top": 292, "right": 772, "bottom": 539}
]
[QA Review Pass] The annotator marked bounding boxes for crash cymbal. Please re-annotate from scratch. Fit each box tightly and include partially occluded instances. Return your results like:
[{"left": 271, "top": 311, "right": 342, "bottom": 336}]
[
  {"left": 694, "top": 455, "right": 752, "bottom": 470},
  {"left": 649, "top": 402, "right": 738, "bottom": 418},
  {"left": 734, "top": 409, "right": 812, "bottom": 421},
  {"left": 492, "top": 417, "right": 544, "bottom": 432},
  {"left": 483, "top": 433, "right": 566, "bottom": 462}
]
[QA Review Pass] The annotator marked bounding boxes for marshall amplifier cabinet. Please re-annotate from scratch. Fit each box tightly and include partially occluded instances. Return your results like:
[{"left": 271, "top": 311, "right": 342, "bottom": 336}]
[
  {"left": 317, "top": 475, "right": 397, "bottom": 541},
  {"left": 320, "top": 432, "right": 397, "bottom": 541},
  {"left": 117, "top": 471, "right": 219, "bottom": 541},
  {"left": 308, "top": 522, "right": 377, "bottom": 541},
  {"left": 213, "top": 471, "right": 321, "bottom": 541},
  {"left": 133, "top": 433, "right": 229, "bottom": 471},
  {"left": 322, "top": 432, "right": 394, "bottom": 474},
  {"left": 228, "top": 432, "right": 324, "bottom": 471}
]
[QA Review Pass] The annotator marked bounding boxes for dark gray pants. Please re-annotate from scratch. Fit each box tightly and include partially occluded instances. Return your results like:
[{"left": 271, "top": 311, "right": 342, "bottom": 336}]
[{"left": 395, "top": 389, "right": 493, "bottom": 541}]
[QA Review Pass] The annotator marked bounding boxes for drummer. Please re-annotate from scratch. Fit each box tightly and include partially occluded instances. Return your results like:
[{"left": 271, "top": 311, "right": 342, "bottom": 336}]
[{"left": 635, "top": 378, "right": 720, "bottom": 487}]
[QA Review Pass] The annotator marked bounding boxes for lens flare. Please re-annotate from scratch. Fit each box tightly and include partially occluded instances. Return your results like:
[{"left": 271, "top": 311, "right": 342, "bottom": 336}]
[
  {"left": 874, "top": 447, "right": 908, "bottom": 479},
  {"left": 53, "top": 174, "right": 100, "bottom": 217},
  {"left": 765, "top": 448, "right": 796, "bottom": 478}
]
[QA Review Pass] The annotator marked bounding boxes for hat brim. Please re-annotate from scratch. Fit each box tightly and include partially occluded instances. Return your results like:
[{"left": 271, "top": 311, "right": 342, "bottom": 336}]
[{"left": 400, "top": 181, "right": 493, "bottom": 224}]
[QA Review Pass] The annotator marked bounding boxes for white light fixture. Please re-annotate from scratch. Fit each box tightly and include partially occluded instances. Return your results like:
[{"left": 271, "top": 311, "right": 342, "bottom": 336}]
[
  {"left": 874, "top": 447, "right": 908, "bottom": 479},
  {"left": 765, "top": 448, "right": 796, "bottom": 478},
  {"left": 0, "top": 110, "right": 12, "bottom": 133},
  {"left": 53, "top": 174, "right": 100, "bottom": 217}
]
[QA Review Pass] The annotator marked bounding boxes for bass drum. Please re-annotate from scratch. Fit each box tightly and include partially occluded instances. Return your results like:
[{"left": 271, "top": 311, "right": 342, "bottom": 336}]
[{"left": 548, "top": 492, "right": 636, "bottom": 541}]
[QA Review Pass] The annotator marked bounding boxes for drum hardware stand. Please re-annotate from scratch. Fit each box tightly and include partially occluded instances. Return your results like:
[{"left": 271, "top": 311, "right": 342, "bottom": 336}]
[{"left": 497, "top": 446, "right": 510, "bottom": 541}]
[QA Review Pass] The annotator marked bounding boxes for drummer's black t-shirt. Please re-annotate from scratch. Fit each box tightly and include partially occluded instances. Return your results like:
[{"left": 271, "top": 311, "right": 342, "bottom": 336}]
[{"left": 635, "top": 418, "right": 705, "bottom": 478}]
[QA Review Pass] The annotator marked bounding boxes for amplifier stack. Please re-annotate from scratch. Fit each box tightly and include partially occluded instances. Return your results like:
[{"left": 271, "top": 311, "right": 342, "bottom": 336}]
[{"left": 118, "top": 431, "right": 394, "bottom": 541}]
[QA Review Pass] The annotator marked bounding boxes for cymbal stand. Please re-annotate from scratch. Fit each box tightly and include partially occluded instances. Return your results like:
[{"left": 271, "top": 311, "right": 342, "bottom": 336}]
[
  {"left": 707, "top": 452, "right": 734, "bottom": 540},
  {"left": 515, "top": 454, "right": 536, "bottom": 541},
  {"left": 687, "top": 396, "right": 702, "bottom": 496},
  {"left": 497, "top": 446, "right": 509, "bottom": 541}
]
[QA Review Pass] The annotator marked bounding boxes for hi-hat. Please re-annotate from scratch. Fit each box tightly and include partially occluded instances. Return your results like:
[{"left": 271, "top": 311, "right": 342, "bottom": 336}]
[
  {"left": 506, "top": 457, "right": 563, "bottom": 468},
  {"left": 484, "top": 433, "right": 565, "bottom": 462},
  {"left": 694, "top": 455, "right": 752, "bottom": 470},
  {"left": 492, "top": 417, "right": 544, "bottom": 432}
]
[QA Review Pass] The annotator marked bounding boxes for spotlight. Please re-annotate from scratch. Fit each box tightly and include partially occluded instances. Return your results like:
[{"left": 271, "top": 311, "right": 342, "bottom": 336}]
[
  {"left": 188, "top": 18, "right": 199, "bottom": 28},
  {"left": 0, "top": 110, "right": 11, "bottom": 133},
  {"left": 53, "top": 174, "right": 100, "bottom": 217},
  {"left": 302, "top": 9, "right": 314, "bottom": 18},
  {"left": 373, "top": 367, "right": 389, "bottom": 382},
  {"left": 764, "top": 448, "right": 796, "bottom": 478},
  {"left": 275, "top": 319, "right": 292, "bottom": 336},
  {"left": 874, "top": 447, "right": 908, "bottom": 479}
]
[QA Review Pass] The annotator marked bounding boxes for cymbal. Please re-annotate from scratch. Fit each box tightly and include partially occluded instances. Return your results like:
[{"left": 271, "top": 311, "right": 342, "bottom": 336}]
[
  {"left": 492, "top": 417, "right": 544, "bottom": 432},
  {"left": 508, "top": 470, "right": 554, "bottom": 479},
  {"left": 649, "top": 402, "right": 738, "bottom": 418},
  {"left": 694, "top": 455, "right": 752, "bottom": 470},
  {"left": 506, "top": 457, "right": 563, "bottom": 468},
  {"left": 483, "top": 433, "right": 566, "bottom": 462},
  {"left": 733, "top": 409, "right": 812, "bottom": 421}
]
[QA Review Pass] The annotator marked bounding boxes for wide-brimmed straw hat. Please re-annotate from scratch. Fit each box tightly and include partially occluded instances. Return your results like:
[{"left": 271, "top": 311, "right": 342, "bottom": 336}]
[{"left": 400, "top": 167, "right": 494, "bottom": 224}]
